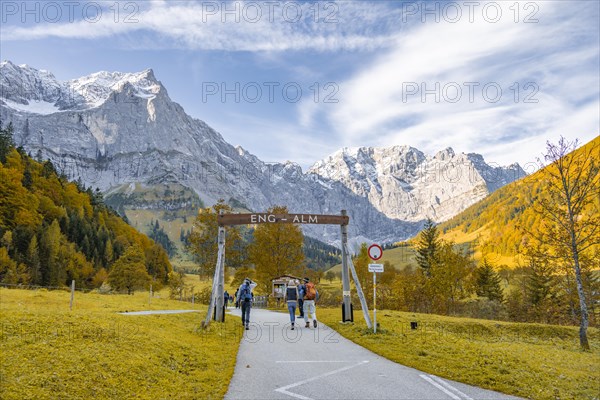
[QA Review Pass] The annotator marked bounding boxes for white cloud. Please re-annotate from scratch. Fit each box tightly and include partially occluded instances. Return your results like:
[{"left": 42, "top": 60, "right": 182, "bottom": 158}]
[
  {"left": 302, "top": 1, "right": 599, "bottom": 167},
  {"left": 1, "top": 1, "right": 401, "bottom": 52}
]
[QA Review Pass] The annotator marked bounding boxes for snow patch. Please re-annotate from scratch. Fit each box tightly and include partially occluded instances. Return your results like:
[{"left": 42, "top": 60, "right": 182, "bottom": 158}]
[{"left": 2, "top": 99, "right": 61, "bottom": 115}]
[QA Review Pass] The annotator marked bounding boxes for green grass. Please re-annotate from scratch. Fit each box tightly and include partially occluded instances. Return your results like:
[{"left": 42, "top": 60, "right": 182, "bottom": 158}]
[
  {"left": 318, "top": 308, "right": 600, "bottom": 400},
  {"left": 0, "top": 288, "right": 241, "bottom": 399}
]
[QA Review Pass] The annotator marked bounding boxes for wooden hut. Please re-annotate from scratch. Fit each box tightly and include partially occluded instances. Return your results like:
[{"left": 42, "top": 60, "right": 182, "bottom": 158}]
[{"left": 271, "top": 275, "right": 302, "bottom": 307}]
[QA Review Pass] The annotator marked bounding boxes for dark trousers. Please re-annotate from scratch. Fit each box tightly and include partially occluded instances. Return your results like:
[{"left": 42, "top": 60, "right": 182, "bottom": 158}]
[
  {"left": 298, "top": 299, "right": 304, "bottom": 318},
  {"left": 241, "top": 300, "right": 251, "bottom": 326}
]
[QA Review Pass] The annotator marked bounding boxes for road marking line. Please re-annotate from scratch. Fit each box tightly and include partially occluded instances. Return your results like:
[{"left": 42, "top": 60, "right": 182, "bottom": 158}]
[
  {"left": 419, "top": 374, "right": 461, "bottom": 400},
  {"left": 429, "top": 375, "right": 474, "bottom": 400},
  {"left": 275, "top": 360, "right": 369, "bottom": 400},
  {"left": 276, "top": 361, "right": 355, "bottom": 363}
]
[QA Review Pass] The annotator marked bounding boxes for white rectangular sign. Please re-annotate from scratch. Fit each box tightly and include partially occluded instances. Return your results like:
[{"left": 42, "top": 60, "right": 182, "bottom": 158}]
[{"left": 368, "top": 264, "right": 384, "bottom": 273}]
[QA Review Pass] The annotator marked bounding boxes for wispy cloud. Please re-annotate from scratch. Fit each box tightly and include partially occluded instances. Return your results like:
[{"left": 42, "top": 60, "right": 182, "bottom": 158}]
[
  {"left": 1, "top": 1, "right": 401, "bottom": 52},
  {"left": 300, "top": 1, "right": 600, "bottom": 166}
]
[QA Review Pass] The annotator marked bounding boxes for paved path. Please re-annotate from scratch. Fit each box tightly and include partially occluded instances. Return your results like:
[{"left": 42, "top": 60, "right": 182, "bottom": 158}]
[{"left": 225, "top": 309, "right": 519, "bottom": 400}]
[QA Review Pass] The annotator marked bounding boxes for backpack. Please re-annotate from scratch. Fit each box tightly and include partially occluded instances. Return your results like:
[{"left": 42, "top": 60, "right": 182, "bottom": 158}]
[
  {"left": 304, "top": 282, "right": 316, "bottom": 300},
  {"left": 240, "top": 284, "right": 252, "bottom": 302}
]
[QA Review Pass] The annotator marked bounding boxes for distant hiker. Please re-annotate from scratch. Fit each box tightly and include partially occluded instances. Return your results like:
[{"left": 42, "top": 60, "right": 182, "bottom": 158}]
[
  {"left": 234, "top": 288, "right": 239, "bottom": 308},
  {"left": 224, "top": 290, "right": 230, "bottom": 309},
  {"left": 297, "top": 279, "right": 306, "bottom": 319},
  {"left": 302, "top": 277, "right": 319, "bottom": 328},
  {"left": 238, "top": 278, "right": 257, "bottom": 330},
  {"left": 284, "top": 279, "right": 300, "bottom": 330}
]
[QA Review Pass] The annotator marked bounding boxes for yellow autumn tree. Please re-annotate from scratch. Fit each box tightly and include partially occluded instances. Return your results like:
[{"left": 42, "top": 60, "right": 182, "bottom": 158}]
[
  {"left": 249, "top": 206, "right": 304, "bottom": 293},
  {"left": 108, "top": 245, "right": 150, "bottom": 295},
  {"left": 188, "top": 199, "right": 246, "bottom": 278}
]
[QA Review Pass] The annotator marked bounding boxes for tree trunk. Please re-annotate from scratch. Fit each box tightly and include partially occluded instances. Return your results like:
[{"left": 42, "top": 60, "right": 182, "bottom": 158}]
[
  {"left": 571, "top": 245, "right": 590, "bottom": 350},
  {"left": 564, "top": 176, "right": 591, "bottom": 350}
]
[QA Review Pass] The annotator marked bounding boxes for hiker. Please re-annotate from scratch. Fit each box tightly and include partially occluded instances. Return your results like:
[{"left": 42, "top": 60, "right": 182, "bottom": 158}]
[
  {"left": 224, "top": 290, "right": 230, "bottom": 309},
  {"left": 238, "top": 278, "right": 257, "bottom": 330},
  {"left": 297, "top": 279, "right": 306, "bottom": 319},
  {"left": 234, "top": 288, "right": 239, "bottom": 308},
  {"left": 284, "top": 278, "right": 300, "bottom": 330},
  {"left": 302, "top": 277, "right": 319, "bottom": 328}
]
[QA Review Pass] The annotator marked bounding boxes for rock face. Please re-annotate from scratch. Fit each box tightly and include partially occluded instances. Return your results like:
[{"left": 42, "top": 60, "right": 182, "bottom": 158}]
[
  {"left": 309, "top": 146, "right": 525, "bottom": 222},
  {"left": 0, "top": 61, "right": 524, "bottom": 245}
]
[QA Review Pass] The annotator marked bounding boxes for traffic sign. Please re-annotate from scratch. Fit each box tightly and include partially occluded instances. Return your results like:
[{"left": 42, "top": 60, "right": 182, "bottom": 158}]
[
  {"left": 368, "top": 244, "right": 383, "bottom": 260},
  {"left": 368, "top": 264, "right": 384, "bottom": 273}
]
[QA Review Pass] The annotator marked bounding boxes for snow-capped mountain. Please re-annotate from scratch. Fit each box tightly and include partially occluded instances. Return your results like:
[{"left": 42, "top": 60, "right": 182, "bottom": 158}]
[
  {"left": 0, "top": 61, "right": 524, "bottom": 244},
  {"left": 309, "top": 146, "right": 525, "bottom": 222}
]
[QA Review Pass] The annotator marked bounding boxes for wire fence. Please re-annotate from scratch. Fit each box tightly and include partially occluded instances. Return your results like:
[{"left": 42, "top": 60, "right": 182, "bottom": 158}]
[{"left": 0, "top": 282, "right": 93, "bottom": 293}]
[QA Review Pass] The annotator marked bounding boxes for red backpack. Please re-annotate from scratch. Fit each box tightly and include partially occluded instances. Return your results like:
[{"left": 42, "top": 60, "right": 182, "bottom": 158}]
[{"left": 305, "top": 282, "right": 316, "bottom": 300}]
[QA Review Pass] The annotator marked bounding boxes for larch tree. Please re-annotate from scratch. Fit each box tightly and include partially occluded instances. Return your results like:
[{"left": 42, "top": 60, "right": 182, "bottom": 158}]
[
  {"left": 108, "top": 245, "right": 150, "bottom": 295},
  {"left": 249, "top": 206, "right": 304, "bottom": 293},
  {"left": 188, "top": 199, "right": 246, "bottom": 278},
  {"left": 533, "top": 137, "right": 599, "bottom": 350}
]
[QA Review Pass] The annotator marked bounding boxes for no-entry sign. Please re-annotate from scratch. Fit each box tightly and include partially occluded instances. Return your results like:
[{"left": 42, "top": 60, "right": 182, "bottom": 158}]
[{"left": 368, "top": 244, "right": 383, "bottom": 261}]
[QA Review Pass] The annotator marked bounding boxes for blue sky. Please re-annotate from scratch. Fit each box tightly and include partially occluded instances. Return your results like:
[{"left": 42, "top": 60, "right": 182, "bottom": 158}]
[{"left": 1, "top": 1, "right": 598, "bottom": 171}]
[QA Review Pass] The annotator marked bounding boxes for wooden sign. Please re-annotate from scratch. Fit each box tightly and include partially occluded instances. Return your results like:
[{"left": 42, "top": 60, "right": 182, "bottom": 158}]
[{"left": 218, "top": 213, "right": 349, "bottom": 226}]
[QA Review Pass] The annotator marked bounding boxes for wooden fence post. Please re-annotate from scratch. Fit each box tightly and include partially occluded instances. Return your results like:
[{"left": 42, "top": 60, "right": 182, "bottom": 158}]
[{"left": 69, "top": 280, "right": 75, "bottom": 310}]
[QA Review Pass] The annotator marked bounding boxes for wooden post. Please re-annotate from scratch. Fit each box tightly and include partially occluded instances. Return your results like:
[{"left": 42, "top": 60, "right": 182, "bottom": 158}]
[
  {"left": 215, "top": 222, "right": 226, "bottom": 322},
  {"left": 203, "top": 242, "right": 223, "bottom": 329},
  {"left": 69, "top": 280, "right": 75, "bottom": 310},
  {"left": 345, "top": 243, "right": 373, "bottom": 329},
  {"left": 340, "top": 210, "right": 352, "bottom": 321}
]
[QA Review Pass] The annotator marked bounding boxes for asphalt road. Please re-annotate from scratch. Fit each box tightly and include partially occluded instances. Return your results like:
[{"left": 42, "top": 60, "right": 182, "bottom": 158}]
[{"left": 225, "top": 308, "right": 519, "bottom": 400}]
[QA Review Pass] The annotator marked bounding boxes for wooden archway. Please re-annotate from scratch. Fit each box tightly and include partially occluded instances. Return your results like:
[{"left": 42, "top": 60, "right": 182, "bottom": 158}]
[{"left": 202, "top": 210, "right": 372, "bottom": 329}]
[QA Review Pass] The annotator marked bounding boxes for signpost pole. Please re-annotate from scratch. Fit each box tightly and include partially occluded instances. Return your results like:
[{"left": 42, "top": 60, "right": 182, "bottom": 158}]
[
  {"left": 368, "top": 260, "right": 383, "bottom": 334},
  {"left": 373, "top": 272, "right": 377, "bottom": 333},
  {"left": 340, "top": 210, "right": 352, "bottom": 322}
]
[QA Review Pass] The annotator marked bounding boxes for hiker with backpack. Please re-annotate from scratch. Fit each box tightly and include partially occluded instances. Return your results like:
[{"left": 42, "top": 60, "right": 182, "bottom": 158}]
[
  {"left": 238, "top": 278, "right": 257, "bottom": 330},
  {"left": 302, "top": 277, "right": 319, "bottom": 328},
  {"left": 284, "top": 278, "right": 300, "bottom": 330},
  {"left": 234, "top": 288, "right": 239, "bottom": 308},
  {"left": 223, "top": 290, "right": 228, "bottom": 309},
  {"left": 297, "top": 279, "right": 306, "bottom": 319}
]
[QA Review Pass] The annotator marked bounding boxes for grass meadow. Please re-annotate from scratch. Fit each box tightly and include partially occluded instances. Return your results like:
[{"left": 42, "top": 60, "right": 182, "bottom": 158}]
[
  {"left": 0, "top": 287, "right": 241, "bottom": 399},
  {"left": 2, "top": 281, "right": 599, "bottom": 400},
  {"left": 318, "top": 308, "right": 600, "bottom": 400}
]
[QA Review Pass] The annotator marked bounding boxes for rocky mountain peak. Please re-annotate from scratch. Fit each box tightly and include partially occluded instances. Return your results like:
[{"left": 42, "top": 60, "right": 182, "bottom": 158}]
[
  {"left": 434, "top": 147, "right": 456, "bottom": 160},
  {"left": 0, "top": 61, "right": 526, "bottom": 244},
  {"left": 310, "top": 144, "right": 525, "bottom": 223}
]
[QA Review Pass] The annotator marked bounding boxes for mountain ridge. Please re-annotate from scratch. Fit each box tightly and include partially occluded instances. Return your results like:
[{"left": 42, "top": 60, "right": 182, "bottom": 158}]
[{"left": 0, "top": 61, "right": 525, "bottom": 245}]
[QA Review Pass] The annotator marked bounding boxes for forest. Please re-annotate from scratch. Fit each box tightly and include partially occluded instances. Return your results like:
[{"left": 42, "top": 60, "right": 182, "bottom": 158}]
[{"left": 0, "top": 121, "right": 172, "bottom": 290}]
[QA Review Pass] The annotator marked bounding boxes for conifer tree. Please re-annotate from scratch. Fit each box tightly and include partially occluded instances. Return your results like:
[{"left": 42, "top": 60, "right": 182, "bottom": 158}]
[
  {"left": 0, "top": 121, "right": 15, "bottom": 164},
  {"left": 26, "top": 235, "right": 41, "bottom": 284},
  {"left": 415, "top": 218, "right": 439, "bottom": 276},
  {"left": 475, "top": 258, "right": 504, "bottom": 302}
]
